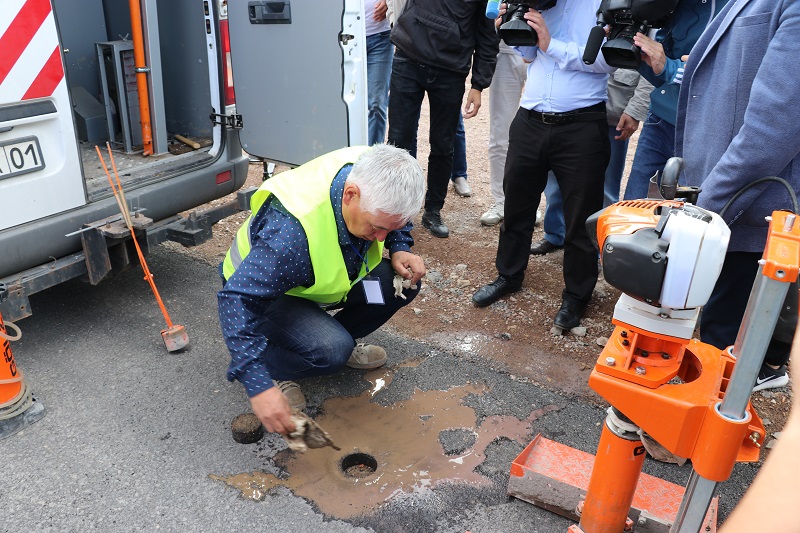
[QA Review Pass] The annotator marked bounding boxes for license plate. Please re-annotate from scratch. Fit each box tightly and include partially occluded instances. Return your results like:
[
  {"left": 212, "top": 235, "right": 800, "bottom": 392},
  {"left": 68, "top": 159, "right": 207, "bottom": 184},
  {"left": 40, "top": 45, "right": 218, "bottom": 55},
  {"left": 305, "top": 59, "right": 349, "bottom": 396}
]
[{"left": 0, "top": 136, "right": 45, "bottom": 180}]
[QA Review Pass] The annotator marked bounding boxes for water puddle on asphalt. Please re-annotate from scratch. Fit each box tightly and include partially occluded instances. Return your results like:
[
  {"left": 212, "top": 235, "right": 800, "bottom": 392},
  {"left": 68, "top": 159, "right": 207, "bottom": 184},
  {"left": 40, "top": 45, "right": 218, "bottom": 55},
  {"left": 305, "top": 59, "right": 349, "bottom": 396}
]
[{"left": 211, "top": 370, "right": 556, "bottom": 518}]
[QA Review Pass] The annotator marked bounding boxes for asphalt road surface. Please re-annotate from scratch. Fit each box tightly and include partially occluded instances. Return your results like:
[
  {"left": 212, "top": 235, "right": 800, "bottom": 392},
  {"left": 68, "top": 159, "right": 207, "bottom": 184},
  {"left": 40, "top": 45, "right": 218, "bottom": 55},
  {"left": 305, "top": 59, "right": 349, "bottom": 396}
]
[{"left": 4, "top": 248, "right": 758, "bottom": 532}]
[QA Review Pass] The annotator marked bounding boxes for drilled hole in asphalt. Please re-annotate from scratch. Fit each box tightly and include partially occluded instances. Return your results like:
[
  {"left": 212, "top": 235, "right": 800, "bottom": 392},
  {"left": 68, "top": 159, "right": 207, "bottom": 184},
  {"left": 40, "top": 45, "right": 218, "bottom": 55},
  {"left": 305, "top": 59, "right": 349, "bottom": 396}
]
[{"left": 340, "top": 452, "right": 378, "bottom": 478}]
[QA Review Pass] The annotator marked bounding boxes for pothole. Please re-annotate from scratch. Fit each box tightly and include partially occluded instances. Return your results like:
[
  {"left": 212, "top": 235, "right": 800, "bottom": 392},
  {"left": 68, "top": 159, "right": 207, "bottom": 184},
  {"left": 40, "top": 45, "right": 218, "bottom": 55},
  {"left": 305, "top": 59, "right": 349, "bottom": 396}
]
[{"left": 340, "top": 452, "right": 377, "bottom": 478}]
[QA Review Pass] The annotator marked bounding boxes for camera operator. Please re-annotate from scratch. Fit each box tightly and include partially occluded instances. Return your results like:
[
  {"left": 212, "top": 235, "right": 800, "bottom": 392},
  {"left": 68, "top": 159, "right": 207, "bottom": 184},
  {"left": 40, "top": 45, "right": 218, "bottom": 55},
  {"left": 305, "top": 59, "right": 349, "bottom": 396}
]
[
  {"left": 473, "top": 1, "right": 615, "bottom": 333},
  {"left": 622, "top": 0, "right": 729, "bottom": 201}
]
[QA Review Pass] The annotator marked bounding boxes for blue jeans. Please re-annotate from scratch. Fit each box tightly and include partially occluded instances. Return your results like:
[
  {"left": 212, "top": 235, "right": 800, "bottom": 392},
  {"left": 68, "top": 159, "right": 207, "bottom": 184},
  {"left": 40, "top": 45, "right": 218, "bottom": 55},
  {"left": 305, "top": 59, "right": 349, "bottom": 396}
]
[
  {"left": 451, "top": 112, "right": 467, "bottom": 180},
  {"left": 622, "top": 111, "right": 676, "bottom": 201},
  {"left": 388, "top": 52, "right": 466, "bottom": 212},
  {"left": 366, "top": 30, "right": 393, "bottom": 146},
  {"left": 543, "top": 125, "right": 627, "bottom": 245},
  {"left": 253, "top": 259, "right": 418, "bottom": 381}
]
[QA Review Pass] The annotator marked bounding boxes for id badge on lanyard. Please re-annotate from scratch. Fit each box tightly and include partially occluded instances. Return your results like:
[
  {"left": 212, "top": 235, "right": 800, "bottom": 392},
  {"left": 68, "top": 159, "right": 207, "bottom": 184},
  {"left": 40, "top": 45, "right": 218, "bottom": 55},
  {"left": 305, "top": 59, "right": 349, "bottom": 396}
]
[{"left": 351, "top": 243, "right": 385, "bottom": 305}]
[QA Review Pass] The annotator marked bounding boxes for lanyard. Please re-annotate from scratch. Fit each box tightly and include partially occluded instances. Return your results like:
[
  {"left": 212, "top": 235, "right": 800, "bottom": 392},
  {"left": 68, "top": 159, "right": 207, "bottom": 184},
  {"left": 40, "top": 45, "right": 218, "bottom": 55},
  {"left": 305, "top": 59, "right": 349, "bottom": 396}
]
[{"left": 349, "top": 242, "right": 371, "bottom": 277}]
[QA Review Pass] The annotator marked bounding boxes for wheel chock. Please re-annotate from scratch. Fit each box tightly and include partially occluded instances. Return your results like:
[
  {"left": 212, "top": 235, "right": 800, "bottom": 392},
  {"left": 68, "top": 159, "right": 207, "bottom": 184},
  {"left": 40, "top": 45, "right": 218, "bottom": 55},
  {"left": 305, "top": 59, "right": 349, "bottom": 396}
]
[{"left": 507, "top": 434, "right": 718, "bottom": 532}]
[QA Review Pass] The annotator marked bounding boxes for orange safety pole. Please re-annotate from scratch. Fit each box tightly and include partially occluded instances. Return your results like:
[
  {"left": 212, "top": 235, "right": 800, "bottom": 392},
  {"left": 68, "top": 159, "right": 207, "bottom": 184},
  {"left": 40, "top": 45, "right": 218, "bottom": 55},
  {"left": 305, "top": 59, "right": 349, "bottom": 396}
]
[
  {"left": 128, "top": 0, "right": 153, "bottom": 156},
  {"left": 577, "top": 409, "right": 645, "bottom": 533}
]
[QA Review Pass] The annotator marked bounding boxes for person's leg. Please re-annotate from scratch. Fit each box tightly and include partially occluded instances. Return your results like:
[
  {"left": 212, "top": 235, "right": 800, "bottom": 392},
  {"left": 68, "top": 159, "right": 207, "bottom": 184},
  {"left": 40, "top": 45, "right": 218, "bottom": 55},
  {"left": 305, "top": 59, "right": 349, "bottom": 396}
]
[
  {"left": 256, "top": 295, "right": 356, "bottom": 381},
  {"left": 701, "top": 251, "right": 792, "bottom": 366},
  {"left": 387, "top": 54, "right": 425, "bottom": 157},
  {"left": 451, "top": 112, "right": 467, "bottom": 179},
  {"left": 604, "top": 125, "right": 629, "bottom": 207},
  {"left": 450, "top": 112, "right": 472, "bottom": 197},
  {"left": 332, "top": 258, "right": 420, "bottom": 338},
  {"left": 423, "top": 67, "right": 466, "bottom": 213},
  {"left": 366, "top": 30, "right": 394, "bottom": 146},
  {"left": 542, "top": 172, "right": 566, "bottom": 247},
  {"left": 487, "top": 52, "right": 527, "bottom": 205},
  {"left": 622, "top": 112, "right": 675, "bottom": 200},
  {"left": 551, "top": 118, "right": 609, "bottom": 307},
  {"left": 495, "top": 110, "right": 551, "bottom": 283}
]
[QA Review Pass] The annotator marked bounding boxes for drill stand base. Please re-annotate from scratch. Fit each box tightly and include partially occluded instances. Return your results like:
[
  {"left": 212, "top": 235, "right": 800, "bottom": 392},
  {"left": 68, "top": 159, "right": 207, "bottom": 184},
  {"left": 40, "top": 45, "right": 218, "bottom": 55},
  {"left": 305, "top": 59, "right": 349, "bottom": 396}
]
[{"left": 508, "top": 434, "right": 718, "bottom": 532}]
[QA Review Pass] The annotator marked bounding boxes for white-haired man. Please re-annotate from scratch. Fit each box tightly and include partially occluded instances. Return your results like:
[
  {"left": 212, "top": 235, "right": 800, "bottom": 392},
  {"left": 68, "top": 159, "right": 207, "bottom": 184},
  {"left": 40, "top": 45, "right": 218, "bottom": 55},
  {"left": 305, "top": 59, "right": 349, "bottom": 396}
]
[{"left": 218, "top": 145, "right": 426, "bottom": 435}]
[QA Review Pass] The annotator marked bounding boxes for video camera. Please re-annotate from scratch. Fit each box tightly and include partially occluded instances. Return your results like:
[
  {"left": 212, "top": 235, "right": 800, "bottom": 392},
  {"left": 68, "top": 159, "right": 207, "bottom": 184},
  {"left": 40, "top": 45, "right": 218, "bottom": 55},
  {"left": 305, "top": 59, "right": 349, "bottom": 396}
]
[
  {"left": 583, "top": 0, "right": 679, "bottom": 69},
  {"left": 495, "top": 1, "right": 557, "bottom": 47}
]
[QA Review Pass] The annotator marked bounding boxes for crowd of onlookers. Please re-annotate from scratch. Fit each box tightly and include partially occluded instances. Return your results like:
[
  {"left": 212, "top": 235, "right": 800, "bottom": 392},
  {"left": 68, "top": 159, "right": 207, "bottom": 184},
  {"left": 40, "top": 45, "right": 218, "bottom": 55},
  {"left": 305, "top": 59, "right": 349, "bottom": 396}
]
[{"left": 366, "top": 0, "right": 796, "bottom": 392}]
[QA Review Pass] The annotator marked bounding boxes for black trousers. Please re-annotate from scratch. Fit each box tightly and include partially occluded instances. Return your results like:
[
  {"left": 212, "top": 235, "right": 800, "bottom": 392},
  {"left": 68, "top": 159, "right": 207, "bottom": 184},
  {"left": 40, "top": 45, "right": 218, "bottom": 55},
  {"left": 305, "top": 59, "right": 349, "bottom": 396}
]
[
  {"left": 387, "top": 53, "right": 466, "bottom": 212},
  {"left": 701, "top": 251, "right": 792, "bottom": 367},
  {"left": 496, "top": 107, "right": 610, "bottom": 304}
]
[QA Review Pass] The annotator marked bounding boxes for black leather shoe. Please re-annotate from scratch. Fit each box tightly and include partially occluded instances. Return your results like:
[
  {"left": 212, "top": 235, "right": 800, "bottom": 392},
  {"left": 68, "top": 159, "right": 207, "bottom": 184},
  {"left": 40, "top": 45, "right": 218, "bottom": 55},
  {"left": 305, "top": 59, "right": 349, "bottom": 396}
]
[
  {"left": 553, "top": 299, "right": 586, "bottom": 330},
  {"left": 422, "top": 210, "right": 450, "bottom": 238},
  {"left": 472, "top": 276, "right": 522, "bottom": 307},
  {"left": 530, "top": 238, "right": 563, "bottom": 255}
]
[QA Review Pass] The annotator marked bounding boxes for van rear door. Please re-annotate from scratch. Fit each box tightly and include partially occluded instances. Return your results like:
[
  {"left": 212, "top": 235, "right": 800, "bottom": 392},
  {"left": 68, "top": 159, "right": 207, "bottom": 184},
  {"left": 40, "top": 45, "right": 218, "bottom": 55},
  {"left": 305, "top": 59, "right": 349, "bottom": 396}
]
[
  {"left": 226, "top": 0, "right": 367, "bottom": 166},
  {"left": 0, "top": 0, "right": 85, "bottom": 229}
]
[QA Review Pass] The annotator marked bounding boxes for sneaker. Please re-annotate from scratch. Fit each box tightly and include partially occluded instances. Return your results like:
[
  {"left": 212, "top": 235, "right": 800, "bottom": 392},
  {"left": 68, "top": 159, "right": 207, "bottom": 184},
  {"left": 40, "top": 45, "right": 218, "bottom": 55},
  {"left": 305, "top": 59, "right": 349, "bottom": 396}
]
[
  {"left": 753, "top": 364, "right": 789, "bottom": 392},
  {"left": 273, "top": 380, "right": 307, "bottom": 411},
  {"left": 346, "top": 344, "right": 388, "bottom": 369},
  {"left": 480, "top": 203, "right": 504, "bottom": 226},
  {"left": 452, "top": 176, "right": 472, "bottom": 197}
]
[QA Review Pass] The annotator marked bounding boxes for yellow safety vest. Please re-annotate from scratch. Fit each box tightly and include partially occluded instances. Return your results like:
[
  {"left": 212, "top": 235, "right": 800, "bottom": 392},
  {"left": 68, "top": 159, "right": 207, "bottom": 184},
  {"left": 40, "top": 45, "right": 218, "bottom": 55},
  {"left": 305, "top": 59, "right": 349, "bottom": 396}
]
[{"left": 222, "top": 146, "right": 383, "bottom": 305}]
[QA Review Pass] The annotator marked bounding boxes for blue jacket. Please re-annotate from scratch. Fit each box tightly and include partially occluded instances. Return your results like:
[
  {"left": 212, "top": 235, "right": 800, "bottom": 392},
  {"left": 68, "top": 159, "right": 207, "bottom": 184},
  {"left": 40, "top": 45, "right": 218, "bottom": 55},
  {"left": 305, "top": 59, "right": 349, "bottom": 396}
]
[
  {"left": 639, "top": 0, "right": 728, "bottom": 125},
  {"left": 676, "top": 0, "right": 800, "bottom": 252}
]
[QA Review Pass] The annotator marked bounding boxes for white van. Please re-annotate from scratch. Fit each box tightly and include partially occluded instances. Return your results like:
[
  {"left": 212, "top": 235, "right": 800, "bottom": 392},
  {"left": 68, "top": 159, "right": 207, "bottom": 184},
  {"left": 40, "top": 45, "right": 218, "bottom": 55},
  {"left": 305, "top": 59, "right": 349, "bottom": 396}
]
[{"left": 0, "top": 0, "right": 367, "bottom": 320}]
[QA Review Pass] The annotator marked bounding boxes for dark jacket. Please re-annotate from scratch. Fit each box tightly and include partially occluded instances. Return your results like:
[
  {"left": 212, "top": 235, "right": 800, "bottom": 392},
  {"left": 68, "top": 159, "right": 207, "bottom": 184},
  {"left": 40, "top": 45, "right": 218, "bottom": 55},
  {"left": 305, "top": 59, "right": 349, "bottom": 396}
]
[{"left": 391, "top": 0, "right": 500, "bottom": 90}]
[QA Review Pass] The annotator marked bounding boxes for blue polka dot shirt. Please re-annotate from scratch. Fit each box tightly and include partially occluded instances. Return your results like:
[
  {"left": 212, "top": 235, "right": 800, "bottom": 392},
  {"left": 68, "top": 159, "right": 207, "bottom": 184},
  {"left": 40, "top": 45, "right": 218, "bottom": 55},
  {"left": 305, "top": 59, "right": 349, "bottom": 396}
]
[{"left": 217, "top": 165, "right": 414, "bottom": 397}]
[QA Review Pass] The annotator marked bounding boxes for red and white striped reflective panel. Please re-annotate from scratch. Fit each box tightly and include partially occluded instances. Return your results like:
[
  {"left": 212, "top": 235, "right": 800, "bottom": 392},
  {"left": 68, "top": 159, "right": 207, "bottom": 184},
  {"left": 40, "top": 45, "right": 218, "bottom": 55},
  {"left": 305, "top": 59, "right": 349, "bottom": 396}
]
[{"left": 0, "top": 0, "right": 64, "bottom": 102}]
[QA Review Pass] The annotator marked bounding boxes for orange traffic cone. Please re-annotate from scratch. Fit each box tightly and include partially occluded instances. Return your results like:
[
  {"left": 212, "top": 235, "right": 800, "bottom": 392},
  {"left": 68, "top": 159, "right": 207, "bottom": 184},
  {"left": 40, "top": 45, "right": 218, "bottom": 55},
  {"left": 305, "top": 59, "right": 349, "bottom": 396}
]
[{"left": 0, "top": 283, "right": 45, "bottom": 439}]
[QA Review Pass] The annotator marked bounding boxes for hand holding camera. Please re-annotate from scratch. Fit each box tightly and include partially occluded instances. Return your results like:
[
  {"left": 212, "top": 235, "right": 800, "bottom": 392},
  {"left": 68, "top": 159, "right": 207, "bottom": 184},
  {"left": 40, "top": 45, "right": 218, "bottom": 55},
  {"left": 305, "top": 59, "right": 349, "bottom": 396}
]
[
  {"left": 486, "top": 2, "right": 557, "bottom": 48},
  {"left": 632, "top": 32, "right": 666, "bottom": 75}
]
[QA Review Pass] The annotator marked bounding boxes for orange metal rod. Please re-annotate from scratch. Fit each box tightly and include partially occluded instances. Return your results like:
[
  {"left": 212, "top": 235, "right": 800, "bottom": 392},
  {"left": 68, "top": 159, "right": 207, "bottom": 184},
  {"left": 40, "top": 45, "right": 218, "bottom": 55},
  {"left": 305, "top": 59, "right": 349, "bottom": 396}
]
[
  {"left": 128, "top": 0, "right": 153, "bottom": 156},
  {"left": 578, "top": 418, "right": 645, "bottom": 533},
  {"left": 97, "top": 146, "right": 174, "bottom": 329}
]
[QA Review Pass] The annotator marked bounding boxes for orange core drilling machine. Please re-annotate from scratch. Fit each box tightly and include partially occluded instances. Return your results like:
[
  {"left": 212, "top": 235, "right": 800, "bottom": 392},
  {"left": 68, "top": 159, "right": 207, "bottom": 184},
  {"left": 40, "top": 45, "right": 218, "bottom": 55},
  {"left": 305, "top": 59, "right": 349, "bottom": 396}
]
[{"left": 508, "top": 159, "right": 799, "bottom": 533}]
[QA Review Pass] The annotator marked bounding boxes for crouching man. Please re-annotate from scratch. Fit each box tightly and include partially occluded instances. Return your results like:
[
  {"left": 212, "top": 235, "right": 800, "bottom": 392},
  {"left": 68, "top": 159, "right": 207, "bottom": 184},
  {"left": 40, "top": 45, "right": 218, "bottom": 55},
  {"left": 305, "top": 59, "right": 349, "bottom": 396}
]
[{"left": 218, "top": 144, "right": 426, "bottom": 435}]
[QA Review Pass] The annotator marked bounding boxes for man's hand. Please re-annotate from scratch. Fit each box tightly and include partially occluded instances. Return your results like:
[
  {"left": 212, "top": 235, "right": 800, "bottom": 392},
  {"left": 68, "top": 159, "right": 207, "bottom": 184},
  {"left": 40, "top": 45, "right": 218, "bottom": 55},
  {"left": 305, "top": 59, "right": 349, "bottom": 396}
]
[
  {"left": 464, "top": 88, "right": 482, "bottom": 119},
  {"left": 374, "top": 0, "right": 388, "bottom": 22},
  {"left": 250, "top": 387, "right": 296, "bottom": 435},
  {"left": 633, "top": 32, "right": 666, "bottom": 75},
  {"left": 614, "top": 113, "right": 640, "bottom": 141},
  {"left": 495, "top": 3, "right": 508, "bottom": 29},
  {"left": 524, "top": 9, "right": 551, "bottom": 52},
  {"left": 391, "top": 250, "right": 426, "bottom": 284}
]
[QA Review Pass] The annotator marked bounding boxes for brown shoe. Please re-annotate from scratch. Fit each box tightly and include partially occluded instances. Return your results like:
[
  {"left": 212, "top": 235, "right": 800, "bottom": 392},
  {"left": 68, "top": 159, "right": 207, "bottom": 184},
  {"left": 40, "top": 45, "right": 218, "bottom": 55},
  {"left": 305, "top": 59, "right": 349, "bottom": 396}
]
[
  {"left": 346, "top": 344, "right": 388, "bottom": 369},
  {"left": 530, "top": 238, "right": 563, "bottom": 255},
  {"left": 273, "top": 380, "right": 307, "bottom": 411}
]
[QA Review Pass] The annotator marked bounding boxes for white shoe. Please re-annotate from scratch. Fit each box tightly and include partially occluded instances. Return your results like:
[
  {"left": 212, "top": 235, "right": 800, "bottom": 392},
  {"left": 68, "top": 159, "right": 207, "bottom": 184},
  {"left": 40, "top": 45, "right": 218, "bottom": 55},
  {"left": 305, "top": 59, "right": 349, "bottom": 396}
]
[
  {"left": 452, "top": 176, "right": 472, "bottom": 197},
  {"left": 480, "top": 203, "right": 504, "bottom": 226},
  {"left": 346, "top": 344, "right": 388, "bottom": 369}
]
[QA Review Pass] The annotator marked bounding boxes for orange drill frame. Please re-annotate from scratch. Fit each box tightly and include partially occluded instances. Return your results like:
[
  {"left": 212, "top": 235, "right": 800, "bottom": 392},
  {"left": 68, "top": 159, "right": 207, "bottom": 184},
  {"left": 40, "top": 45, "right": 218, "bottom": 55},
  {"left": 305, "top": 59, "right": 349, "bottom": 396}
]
[{"left": 571, "top": 210, "right": 800, "bottom": 533}]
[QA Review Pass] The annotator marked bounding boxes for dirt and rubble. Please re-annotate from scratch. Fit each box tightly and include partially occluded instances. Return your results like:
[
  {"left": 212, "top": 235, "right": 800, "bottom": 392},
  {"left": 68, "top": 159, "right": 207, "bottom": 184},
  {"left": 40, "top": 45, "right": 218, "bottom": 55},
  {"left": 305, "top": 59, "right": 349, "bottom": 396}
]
[{"left": 173, "top": 89, "right": 793, "bottom": 458}]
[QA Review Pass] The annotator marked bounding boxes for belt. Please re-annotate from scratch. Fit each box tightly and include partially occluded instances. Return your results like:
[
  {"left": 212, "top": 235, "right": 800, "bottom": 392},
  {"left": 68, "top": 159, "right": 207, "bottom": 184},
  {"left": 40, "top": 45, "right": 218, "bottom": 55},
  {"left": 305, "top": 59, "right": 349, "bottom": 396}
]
[{"left": 523, "top": 103, "right": 606, "bottom": 125}]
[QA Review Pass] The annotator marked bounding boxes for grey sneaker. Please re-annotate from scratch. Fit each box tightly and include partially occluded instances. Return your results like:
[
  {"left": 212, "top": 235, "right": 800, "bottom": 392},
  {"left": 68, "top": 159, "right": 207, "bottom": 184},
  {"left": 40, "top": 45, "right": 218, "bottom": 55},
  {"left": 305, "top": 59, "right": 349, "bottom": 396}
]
[
  {"left": 273, "top": 380, "right": 306, "bottom": 411},
  {"left": 480, "top": 203, "right": 504, "bottom": 226},
  {"left": 346, "top": 344, "right": 388, "bottom": 369},
  {"left": 452, "top": 176, "right": 472, "bottom": 197}
]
